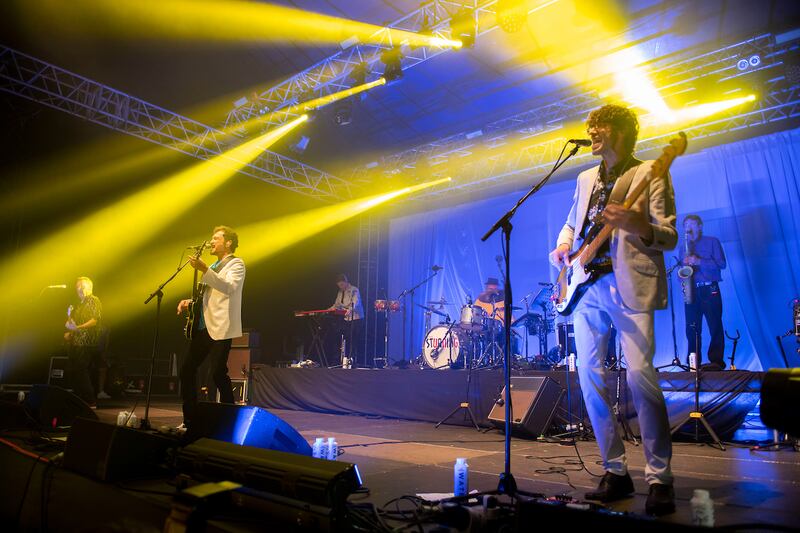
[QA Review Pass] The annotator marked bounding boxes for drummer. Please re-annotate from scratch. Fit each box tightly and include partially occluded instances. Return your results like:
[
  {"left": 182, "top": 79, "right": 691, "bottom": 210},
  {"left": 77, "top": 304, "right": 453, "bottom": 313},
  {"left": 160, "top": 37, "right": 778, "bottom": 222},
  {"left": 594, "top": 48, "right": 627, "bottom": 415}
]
[{"left": 475, "top": 277, "right": 508, "bottom": 324}]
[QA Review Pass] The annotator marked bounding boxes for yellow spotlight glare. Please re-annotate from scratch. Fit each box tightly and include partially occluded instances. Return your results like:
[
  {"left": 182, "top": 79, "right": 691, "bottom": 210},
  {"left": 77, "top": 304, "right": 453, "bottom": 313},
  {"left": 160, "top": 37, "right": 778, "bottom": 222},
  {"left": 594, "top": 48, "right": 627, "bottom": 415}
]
[
  {"left": 643, "top": 94, "right": 758, "bottom": 126},
  {"left": 242, "top": 177, "right": 451, "bottom": 264},
  {"left": 15, "top": 0, "right": 463, "bottom": 50},
  {"left": 3, "top": 115, "right": 309, "bottom": 303}
]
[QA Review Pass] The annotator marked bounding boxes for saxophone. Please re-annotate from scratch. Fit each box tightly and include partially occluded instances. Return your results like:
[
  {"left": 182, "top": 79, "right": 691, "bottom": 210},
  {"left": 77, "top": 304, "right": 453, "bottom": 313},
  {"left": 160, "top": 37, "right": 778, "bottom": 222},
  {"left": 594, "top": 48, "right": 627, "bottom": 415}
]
[{"left": 678, "top": 231, "right": 694, "bottom": 304}]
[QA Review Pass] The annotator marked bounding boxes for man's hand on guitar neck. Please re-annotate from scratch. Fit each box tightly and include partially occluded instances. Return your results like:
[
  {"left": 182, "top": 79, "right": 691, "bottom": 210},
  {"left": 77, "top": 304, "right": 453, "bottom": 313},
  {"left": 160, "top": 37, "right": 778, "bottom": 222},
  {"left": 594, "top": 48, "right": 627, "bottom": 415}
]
[
  {"left": 177, "top": 299, "right": 192, "bottom": 315},
  {"left": 550, "top": 243, "right": 572, "bottom": 267},
  {"left": 188, "top": 256, "right": 209, "bottom": 273},
  {"left": 601, "top": 204, "right": 654, "bottom": 242}
]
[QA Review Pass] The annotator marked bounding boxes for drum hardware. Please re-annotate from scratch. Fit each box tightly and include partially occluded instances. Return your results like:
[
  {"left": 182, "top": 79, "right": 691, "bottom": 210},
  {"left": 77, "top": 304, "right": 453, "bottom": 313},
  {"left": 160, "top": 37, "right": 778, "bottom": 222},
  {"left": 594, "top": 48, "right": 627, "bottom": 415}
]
[
  {"left": 725, "top": 329, "right": 740, "bottom": 370},
  {"left": 422, "top": 324, "right": 474, "bottom": 369},
  {"left": 374, "top": 299, "right": 401, "bottom": 368},
  {"left": 459, "top": 304, "right": 489, "bottom": 332},
  {"left": 416, "top": 303, "right": 449, "bottom": 319}
]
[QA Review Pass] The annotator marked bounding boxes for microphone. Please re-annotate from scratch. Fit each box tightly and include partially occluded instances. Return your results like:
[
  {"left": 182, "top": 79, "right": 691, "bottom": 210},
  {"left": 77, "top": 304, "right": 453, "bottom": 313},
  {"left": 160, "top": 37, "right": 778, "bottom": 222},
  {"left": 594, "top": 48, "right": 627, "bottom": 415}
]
[
  {"left": 46, "top": 284, "right": 67, "bottom": 289},
  {"left": 568, "top": 139, "right": 592, "bottom": 147},
  {"left": 432, "top": 265, "right": 443, "bottom": 271},
  {"left": 186, "top": 241, "right": 208, "bottom": 250}
]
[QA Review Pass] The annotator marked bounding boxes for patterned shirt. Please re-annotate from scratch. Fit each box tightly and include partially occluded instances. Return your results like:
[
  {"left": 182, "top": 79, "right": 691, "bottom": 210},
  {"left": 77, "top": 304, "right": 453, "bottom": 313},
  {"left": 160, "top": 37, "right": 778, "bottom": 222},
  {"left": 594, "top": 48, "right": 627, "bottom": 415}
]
[
  {"left": 72, "top": 294, "right": 102, "bottom": 347},
  {"left": 580, "top": 156, "right": 642, "bottom": 263}
]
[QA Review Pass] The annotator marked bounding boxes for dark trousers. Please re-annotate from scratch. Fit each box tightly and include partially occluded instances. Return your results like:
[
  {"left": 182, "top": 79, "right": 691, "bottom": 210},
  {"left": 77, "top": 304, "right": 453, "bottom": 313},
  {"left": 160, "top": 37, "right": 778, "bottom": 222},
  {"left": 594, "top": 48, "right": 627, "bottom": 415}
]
[
  {"left": 68, "top": 345, "right": 97, "bottom": 405},
  {"left": 332, "top": 319, "right": 364, "bottom": 365},
  {"left": 180, "top": 328, "right": 233, "bottom": 425},
  {"left": 684, "top": 282, "right": 725, "bottom": 365}
]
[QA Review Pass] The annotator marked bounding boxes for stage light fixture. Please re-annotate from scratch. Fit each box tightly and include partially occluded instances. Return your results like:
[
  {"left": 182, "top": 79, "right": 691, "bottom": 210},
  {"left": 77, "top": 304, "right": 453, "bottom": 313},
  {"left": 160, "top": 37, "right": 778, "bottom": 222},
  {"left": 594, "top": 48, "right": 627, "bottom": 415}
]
[
  {"left": 381, "top": 46, "right": 404, "bottom": 82},
  {"left": 450, "top": 7, "right": 476, "bottom": 48},
  {"left": 333, "top": 101, "right": 352, "bottom": 126},
  {"left": 497, "top": 0, "right": 527, "bottom": 33},
  {"left": 290, "top": 135, "right": 311, "bottom": 154}
]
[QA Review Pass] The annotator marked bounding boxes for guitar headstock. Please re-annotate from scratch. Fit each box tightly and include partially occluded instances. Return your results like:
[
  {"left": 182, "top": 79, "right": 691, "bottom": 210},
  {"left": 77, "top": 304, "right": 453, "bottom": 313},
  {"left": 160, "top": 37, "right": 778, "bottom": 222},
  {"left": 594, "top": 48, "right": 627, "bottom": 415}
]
[{"left": 650, "top": 132, "right": 688, "bottom": 178}]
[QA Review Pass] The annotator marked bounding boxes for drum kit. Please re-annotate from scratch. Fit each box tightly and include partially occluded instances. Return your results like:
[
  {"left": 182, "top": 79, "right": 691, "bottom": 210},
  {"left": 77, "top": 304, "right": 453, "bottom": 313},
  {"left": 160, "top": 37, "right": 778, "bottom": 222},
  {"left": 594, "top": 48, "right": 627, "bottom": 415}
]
[{"left": 416, "top": 285, "right": 562, "bottom": 370}]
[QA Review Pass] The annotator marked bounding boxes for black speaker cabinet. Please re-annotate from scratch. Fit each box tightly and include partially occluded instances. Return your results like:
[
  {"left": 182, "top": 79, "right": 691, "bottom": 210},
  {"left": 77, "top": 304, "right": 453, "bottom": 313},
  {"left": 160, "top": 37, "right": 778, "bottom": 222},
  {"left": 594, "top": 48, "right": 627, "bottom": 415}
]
[
  {"left": 23, "top": 384, "right": 98, "bottom": 430},
  {"left": 63, "top": 417, "right": 179, "bottom": 481},
  {"left": 488, "top": 376, "right": 563, "bottom": 437},
  {"left": 185, "top": 402, "right": 313, "bottom": 456}
]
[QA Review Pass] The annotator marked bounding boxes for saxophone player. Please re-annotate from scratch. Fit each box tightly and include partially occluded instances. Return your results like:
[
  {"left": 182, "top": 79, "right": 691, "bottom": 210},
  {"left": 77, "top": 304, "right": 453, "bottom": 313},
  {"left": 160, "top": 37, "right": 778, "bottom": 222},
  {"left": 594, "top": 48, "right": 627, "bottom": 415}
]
[{"left": 680, "top": 215, "right": 727, "bottom": 370}]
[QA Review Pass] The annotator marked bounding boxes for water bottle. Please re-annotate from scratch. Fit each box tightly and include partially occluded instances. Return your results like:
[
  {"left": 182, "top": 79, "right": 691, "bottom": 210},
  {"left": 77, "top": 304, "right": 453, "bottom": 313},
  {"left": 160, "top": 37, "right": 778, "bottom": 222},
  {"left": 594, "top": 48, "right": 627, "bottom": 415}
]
[
  {"left": 327, "top": 437, "right": 338, "bottom": 460},
  {"left": 689, "top": 352, "right": 698, "bottom": 372},
  {"left": 126, "top": 413, "right": 139, "bottom": 428},
  {"left": 320, "top": 438, "right": 329, "bottom": 461},
  {"left": 117, "top": 411, "right": 129, "bottom": 426},
  {"left": 454, "top": 458, "right": 469, "bottom": 496},
  {"left": 690, "top": 489, "right": 714, "bottom": 526},
  {"left": 312, "top": 437, "right": 324, "bottom": 459},
  {"left": 568, "top": 353, "right": 577, "bottom": 372}
]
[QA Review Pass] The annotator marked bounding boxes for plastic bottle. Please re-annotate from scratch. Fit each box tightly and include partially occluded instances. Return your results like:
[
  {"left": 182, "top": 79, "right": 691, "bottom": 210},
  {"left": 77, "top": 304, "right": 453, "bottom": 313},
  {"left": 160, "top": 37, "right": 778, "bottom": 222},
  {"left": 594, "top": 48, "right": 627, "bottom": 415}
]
[
  {"left": 689, "top": 352, "right": 698, "bottom": 372},
  {"left": 454, "top": 458, "right": 469, "bottom": 496},
  {"left": 126, "top": 413, "right": 138, "bottom": 428},
  {"left": 312, "top": 437, "right": 324, "bottom": 459},
  {"left": 690, "top": 489, "right": 714, "bottom": 527},
  {"left": 320, "top": 438, "right": 330, "bottom": 460},
  {"left": 117, "top": 411, "right": 129, "bottom": 426},
  {"left": 568, "top": 353, "right": 577, "bottom": 372},
  {"left": 327, "top": 437, "right": 338, "bottom": 460}
]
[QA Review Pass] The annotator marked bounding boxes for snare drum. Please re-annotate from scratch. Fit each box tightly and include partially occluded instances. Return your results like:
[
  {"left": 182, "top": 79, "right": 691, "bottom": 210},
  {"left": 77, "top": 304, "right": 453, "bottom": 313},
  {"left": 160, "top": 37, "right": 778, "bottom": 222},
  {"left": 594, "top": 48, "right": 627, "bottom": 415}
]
[
  {"left": 422, "top": 325, "right": 472, "bottom": 369},
  {"left": 459, "top": 305, "right": 487, "bottom": 332}
]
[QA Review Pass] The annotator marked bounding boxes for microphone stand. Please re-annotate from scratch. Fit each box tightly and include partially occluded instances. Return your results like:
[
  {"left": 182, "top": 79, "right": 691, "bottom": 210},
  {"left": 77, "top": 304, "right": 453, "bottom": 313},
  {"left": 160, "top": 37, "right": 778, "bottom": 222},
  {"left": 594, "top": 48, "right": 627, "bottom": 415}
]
[
  {"left": 481, "top": 142, "right": 582, "bottom": 495},
  {"left": 141, "top": 254, "right": 195, "bottom": 430},
  {"left": 398, "top": 269, "right": 441, "bottom": 364},
  {"left": 657, "top": 259, "right": 689, "bottom": 371}
]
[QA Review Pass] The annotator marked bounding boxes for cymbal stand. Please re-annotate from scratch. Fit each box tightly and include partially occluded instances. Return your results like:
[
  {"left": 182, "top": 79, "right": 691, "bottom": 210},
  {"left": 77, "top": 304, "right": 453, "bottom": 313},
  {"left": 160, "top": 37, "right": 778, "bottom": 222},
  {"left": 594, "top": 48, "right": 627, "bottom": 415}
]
[
  {"left": 435, "top": 324, "right": 481, "bottom": 431},
  {"left": 612, "top": 350, "right": 639, "bottom": 445}
]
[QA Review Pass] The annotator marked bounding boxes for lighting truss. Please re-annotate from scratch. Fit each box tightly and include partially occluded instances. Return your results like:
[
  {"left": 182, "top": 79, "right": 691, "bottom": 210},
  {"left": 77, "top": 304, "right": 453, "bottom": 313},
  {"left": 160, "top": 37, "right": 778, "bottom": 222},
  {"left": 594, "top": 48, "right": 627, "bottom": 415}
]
[
  {"left": 0, "top": 46, "right": 351, "bottom": 200},
  {"left": 352, "top": 33, "right": 800, "bottom": 201},
  {"left": 224, "top": 0, "right": 536, "bottom": 131}
]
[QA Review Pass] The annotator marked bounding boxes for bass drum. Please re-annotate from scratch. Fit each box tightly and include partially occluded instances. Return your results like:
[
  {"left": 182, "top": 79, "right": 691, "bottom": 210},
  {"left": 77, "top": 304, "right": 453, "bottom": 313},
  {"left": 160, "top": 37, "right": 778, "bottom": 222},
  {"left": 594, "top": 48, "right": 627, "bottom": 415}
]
[{"left": 422, "top": 325, "right": 473, "bottom": 369}]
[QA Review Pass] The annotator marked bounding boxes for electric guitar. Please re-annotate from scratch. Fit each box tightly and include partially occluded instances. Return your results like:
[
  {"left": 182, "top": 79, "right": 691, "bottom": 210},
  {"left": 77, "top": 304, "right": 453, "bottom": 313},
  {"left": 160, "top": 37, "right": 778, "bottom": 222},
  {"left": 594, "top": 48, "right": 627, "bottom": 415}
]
[
  {"left": 184, "top": 244, "right": 207, "bottom": 340},
  {"left": 553, "top": 132, "right": 688, "bottom": 316}
]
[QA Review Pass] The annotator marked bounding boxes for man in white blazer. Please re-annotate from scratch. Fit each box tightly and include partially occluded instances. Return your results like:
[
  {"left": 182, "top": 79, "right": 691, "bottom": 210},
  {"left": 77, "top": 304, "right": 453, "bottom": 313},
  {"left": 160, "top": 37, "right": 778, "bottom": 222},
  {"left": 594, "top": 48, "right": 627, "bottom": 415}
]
[
  {"left": 177, "top": 225, "right": 245, "bottom": 429},
  {"left": 550, "top": 105, "right": 677, "bottom": 516}
]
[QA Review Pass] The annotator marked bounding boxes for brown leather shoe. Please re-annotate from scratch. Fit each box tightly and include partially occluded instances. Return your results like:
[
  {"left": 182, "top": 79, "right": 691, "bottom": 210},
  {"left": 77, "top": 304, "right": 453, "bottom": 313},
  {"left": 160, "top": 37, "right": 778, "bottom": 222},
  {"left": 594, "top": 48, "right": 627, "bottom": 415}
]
[
  {"left": 585, "top": 472, "right": 635, "bottom": 502},
  {"left": 645, "top": 483, "right": 676, "bottom": 516}
]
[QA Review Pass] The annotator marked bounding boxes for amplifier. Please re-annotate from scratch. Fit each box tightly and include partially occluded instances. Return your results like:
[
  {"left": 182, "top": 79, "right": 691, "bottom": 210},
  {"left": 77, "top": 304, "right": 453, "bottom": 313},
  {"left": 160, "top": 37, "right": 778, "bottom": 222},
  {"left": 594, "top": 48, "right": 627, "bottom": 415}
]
[
  {"left": 48, "top": 356, "right": 69, "bottom": 387},
  {"left": 488, "top": 376, "right": 563, "bottom": 437}
]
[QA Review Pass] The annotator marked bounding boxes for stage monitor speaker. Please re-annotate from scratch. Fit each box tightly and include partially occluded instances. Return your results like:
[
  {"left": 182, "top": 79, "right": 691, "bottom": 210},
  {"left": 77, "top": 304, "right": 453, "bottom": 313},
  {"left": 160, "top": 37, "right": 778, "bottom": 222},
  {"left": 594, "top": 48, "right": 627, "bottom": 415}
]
[
  {"left": 63, "top": 417, "right": 179, "bottom": 481},
  {"left": 176, "top": 437, "right": 361, "bottom": 511},
  {"left": 488, "top": 376, "right": 563, "bottom": 437},
  {"left": 23, "top": 384, "right": 98, "bottom": 430},
  {"left": 185, "top": 402, "right": 312, "bottom": 456}
]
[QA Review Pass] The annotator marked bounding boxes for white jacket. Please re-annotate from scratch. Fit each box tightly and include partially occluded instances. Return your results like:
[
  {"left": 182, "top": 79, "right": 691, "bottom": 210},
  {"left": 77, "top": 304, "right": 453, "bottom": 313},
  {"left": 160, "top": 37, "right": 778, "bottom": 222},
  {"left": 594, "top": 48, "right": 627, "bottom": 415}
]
[{"left": 201, "top": 256, "right": 245, "bottom": 340}]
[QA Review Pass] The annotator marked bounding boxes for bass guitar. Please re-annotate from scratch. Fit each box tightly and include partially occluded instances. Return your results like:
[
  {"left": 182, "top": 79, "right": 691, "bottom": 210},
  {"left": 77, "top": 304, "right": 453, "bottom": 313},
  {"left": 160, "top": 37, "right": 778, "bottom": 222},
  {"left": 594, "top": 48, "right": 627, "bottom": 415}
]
[{"left": 553, "top": 132, "right": 687, "bottom": 316}]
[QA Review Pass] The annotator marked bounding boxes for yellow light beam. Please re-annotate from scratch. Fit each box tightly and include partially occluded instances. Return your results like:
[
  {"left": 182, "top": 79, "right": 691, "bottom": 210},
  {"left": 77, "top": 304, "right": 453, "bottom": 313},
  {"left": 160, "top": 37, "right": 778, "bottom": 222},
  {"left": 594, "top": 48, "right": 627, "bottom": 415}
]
[
  {"left": 241, "top": 177, "right": 452, "bottom": 264},
  {"left": 176, "top": 78, "right": 387, "bottom": 149},
  {"left": 662, "top": 94, "right": 757, "bottom": 125},
  {"left": 3, "top": 115, "right": 309, "bottom": 303},
  {"left": 15, "top": 0, "right": 462, "bottom": 49}
]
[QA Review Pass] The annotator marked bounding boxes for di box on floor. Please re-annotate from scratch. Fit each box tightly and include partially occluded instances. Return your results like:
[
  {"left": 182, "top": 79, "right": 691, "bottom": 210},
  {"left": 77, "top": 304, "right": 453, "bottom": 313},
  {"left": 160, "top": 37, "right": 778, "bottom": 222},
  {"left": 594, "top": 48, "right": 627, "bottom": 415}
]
[
  {"left": 63, "top": 417, "right": 179, "bottom": 481},
  {"left": 488, "top": 376, "right": 563, "bottom": 437}
]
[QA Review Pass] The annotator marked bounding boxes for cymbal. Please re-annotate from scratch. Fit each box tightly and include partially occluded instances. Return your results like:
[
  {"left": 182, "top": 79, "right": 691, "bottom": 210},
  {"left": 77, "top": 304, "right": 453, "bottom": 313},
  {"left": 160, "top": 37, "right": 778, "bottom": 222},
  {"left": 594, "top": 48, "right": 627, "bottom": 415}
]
[
  {"left": 416, "top": 303, "right": 447, "bottom": 317},
  {"left": 427, "top": 300, "right": 456, "bottom": 306}
]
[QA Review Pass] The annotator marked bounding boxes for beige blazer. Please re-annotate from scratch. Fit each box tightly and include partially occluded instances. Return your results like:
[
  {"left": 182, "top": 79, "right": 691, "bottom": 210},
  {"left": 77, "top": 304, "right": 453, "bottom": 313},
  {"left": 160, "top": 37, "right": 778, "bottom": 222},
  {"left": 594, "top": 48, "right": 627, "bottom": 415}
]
[
  {"left": 556, "top": 160, "right": 678, "bottom": 312},
  {"left": 201, "top": 257, "right": 245, "bottom": 340}
]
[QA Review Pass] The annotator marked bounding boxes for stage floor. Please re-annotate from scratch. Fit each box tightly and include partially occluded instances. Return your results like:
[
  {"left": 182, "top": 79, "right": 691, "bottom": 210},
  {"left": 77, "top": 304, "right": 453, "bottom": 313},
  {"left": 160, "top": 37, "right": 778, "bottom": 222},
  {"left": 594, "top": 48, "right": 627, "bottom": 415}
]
[{"left": 82, "top": 400, "right": 800, "bottom": 529}]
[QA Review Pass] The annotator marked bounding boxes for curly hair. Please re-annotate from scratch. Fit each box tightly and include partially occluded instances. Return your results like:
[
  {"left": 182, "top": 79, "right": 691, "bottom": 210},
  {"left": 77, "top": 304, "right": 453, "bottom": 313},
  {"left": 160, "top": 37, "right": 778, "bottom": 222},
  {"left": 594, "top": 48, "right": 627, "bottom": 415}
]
[
  {"left": 213, "top": 225, "right": 239, "bottom": 252},
  {"left": 586, "top": 104, "right": 639, "bottom": 155}
]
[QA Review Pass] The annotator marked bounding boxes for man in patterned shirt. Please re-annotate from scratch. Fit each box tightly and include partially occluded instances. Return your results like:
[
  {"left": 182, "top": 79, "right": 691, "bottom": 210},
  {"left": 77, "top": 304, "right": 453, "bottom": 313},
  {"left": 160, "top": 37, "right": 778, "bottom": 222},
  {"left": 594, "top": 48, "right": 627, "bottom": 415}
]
[{"left": 64, "top": 276, "right": 103, "bottom": 406}]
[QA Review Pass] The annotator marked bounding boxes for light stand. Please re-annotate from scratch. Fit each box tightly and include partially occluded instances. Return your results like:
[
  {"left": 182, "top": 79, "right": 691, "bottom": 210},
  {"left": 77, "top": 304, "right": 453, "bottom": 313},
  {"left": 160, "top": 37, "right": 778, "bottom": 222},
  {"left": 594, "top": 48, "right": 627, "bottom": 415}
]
[
  {"left": 481, "top": 141, "right": 583, "bottom": 495},
  {"left": 670, "top": 321, "right": 725, "bottom": 450}
]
